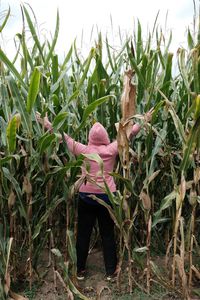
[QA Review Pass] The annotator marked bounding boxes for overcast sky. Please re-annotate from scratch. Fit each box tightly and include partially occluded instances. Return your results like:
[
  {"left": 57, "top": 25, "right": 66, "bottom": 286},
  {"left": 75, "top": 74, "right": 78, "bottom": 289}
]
[{"left": 0, "top": 0, "right": 196, "bottom": 59}]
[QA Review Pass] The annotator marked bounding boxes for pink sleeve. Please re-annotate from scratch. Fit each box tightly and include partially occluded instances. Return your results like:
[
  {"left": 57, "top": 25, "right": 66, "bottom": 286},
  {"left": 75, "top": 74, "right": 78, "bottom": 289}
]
[
  {"left": 64, "top": 133, "right": 87, "bottom": 156},
  {"left": 108, "top": 140, "right": 118, "bottom": 155},
  {"left": 108, "top": 124, "right": 140, "bottom": 154},
  {"left": 131, "top": 124, "right": 141, "bottom": 136}
]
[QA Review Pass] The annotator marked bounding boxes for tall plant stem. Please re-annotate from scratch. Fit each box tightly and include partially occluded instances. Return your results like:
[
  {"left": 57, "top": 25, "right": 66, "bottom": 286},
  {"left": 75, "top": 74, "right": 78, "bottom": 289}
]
[
  {"left": 46, "top": 172, "right": 57, "bottom": 291},
  {"left": 146, "top": 214, "right": 152, "bottom": 294},
  {"left": 189, "top": 205, "right": 196, "bottom": 289},
  {"left": 117, "top": 239, "right": 125, "bottom": 290},
  {"left": 172, "top": 205, "right": 182, "bottom": 287}
]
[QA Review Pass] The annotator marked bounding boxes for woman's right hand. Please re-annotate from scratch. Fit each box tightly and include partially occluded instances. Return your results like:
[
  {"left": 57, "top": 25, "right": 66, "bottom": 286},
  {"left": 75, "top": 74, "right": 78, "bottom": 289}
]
[
  {"left": 144, "top": 108, "right": 154, "bottom": 123},
  {"left": 36, "top": 112, "right": 53, "bottom": 131}
]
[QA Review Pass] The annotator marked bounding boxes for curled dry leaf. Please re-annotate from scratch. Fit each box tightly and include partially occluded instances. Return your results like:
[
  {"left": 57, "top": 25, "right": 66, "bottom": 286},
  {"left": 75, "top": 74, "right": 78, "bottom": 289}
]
[
  {"left": 194, "top": 167, "right": 200, "bottom": 184},
  {"left": 4, "top": 272, "right": 11, "bottom": 295},
  {"left": 10, "top": 291, "right": 28, "bottom": 300},
  {"left": 189, "top": 187, "right": 197, "bottom": 206},
  {"left": 179, "top": 175, "right": 186, "bottom": 202},
  {"left": 139, "top": 190, "right": 151, "bottom": 211},
  {"left": 22, "top": 176, "right": 32, "bottom": 195},
  {"left": 175, "top": 254, "right": 189, "bottom": 298},
  {"left": 8, "top": 190, "right": 16, "bottom": 209},
  {"left": 96, "top": 281, "right": 111, "bottom": 300},
  {"left": 121, "top": 69, "right": 136, "bottom": 122},
  {"left": 14, "top": 113, "right": 21, "bottom": 129},
  {"left": 117, "top": 70, "right": 137, "bottom": 173}
]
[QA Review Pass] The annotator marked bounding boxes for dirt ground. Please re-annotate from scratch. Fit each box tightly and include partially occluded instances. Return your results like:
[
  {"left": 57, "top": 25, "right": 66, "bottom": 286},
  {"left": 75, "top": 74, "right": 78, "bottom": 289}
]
[
  {"left": 34, "top": 249, "right": 116, "bottom": 300},
  {"left": 14, "top": 248, "right": 200, "bottom": 300}
]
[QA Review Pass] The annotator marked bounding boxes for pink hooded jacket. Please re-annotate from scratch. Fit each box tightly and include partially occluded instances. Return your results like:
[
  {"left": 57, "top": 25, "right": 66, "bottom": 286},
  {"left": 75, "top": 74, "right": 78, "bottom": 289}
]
[{"left": 64, "top": 122, "right": 140, "bottom": 194}]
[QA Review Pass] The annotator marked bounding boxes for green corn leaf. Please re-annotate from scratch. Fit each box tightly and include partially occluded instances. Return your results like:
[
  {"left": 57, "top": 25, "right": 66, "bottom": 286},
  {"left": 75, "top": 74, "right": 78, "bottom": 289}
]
[
  {"left": 157, "top": 47, "right": 165, "bottom": 69},
  {"left": 0, "top": 49, "right": 27, "bottom": 90},
  {"left": 178, "top": 48, "right": 190, "bottom": 93},
  {"left": 61, "top": 45, "right": 73, "bottom": 70},
  {"left": 76, "top": 95, "right": 115, "bottom": 133},
  {"left": 44, "top": 10, "right": 59, "bottom": 68},
  {"left": 17, "top": 32, "right": 34, "bottom": 72},
  {"left": 27, "top": 68, "right": 41, "bottom": 114},
  {"left": 68, "top": 279, "right": 90, "bottom": 300},
  {"left": 81, "top": 153, "right": 104, "bottom": 173},
  {"left": 37, "top": 133, "right": 56, "bottom": 153},
  {"left": 7, "top": 77, "right": 30, "bottom": 133},
  {"left": 149, "top": 125, "right": 167, "bottom": 176},
  {"left": 52, "top": 55, "right": 59, "bottom": 83},
  {"left": 161, "top": 52, "right": 173, "bottom": 96},
  {"left": 33, "top": 197, "right": 63, "bottom": 239},
  {"left": 67, "top": 230, "right": 77, "bottom": 264},
  {"left": 52, "top": 112, "right": 68, "bottom": 130},
  {"left": 187, "top": 28, "right": 194, "bottom": 50},
  {"left": 6, "top": 116, "right": 17, "bottom": 153},
  {"left": 180, "top": 117, "right": 200, "bottom": 172},
  {"left": 50, "top": 67, "right": 68, "bottom": 95},
  {"left": 153, "top": 190, "right": 177, "bottom": 220},
  {"left": 23, "top": 5, "right": 44, "bottom": 61},
  {"left": 0, "top": 155, "right": 20, "bottom": 166},
  {"left": 152, "top": 11, "right": 160, "bottom": 37},
  {"left": 110, "top": 172, "right": 133, "bottom": 193},
  {"left": 194, "top": 95, "right": 200, "bottom": 120},
  {"left": 0, "top": 6, "right": 10, "bottom": 33},
  {"left": 168, "top": 107, "right": 186, "bottom": 145},
  {"left": 0, "top": 84, "right": 11, "bottom": 124},
  {"left": 191, "top": 47, "right": 199, "bottom": 94},
  {"left": 2, "top": 167, "right": 22, "bottom": 198},
  {"left": 127, "top": 43, "right": 145, "bottom": 88},
  {"left": 68, "top": 48, "right": 95, "bottom": 103},
  {"left": 136, "top": 19, "right": 142, "bottom": 63},
  {"left": 105, "top": 36, "right": 115, "bottom": 72}
]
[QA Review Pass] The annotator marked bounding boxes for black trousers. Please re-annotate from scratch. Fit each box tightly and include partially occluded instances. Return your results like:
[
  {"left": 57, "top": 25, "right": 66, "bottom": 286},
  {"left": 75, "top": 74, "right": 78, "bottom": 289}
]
[{"left": 76, "top": 196, "right": 117, "bottom": 275}]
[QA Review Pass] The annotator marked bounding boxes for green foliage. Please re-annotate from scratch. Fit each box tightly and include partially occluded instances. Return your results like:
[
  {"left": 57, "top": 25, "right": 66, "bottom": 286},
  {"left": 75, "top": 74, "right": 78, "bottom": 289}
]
[{"left": 0, "top": 2, "right": 199, "bottom": 299}]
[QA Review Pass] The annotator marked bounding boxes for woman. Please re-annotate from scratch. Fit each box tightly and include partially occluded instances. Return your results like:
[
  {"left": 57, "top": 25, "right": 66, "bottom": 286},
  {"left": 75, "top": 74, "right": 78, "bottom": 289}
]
[{"left": 36, "top": 113, "right": 151, "bottom": 280}]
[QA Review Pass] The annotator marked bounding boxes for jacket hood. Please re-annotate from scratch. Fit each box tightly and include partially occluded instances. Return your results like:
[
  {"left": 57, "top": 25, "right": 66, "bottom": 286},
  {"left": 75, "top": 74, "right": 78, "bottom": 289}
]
[{"left": 88, "top": 122, "right": 110, "bottom": 145}]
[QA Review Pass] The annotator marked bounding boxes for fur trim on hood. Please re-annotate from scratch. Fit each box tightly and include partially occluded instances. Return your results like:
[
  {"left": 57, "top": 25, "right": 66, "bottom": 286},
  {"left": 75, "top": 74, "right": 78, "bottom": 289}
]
[{"left": 88, "top": 122, "right": 110, "bottom": 145}]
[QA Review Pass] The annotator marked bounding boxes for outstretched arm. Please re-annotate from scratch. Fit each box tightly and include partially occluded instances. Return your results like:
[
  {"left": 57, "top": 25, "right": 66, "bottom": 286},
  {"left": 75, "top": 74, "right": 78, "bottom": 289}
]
[
  {"left": 111, "top": 108, "right": 153, "bottom": 153},
  {"left": 36, "top": 112, "right": 87, "bottom": 156},
  {"left": 63, "top": 133, "right": 87, "bottom": 156},
  {"left": 128, "top": 108, "right": 153, "bottom": 138}
]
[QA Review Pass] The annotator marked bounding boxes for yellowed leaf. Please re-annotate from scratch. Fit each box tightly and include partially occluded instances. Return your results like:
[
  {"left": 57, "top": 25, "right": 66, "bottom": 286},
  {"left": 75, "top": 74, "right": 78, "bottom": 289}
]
[
  {"left": 8, "top": 190, "right": 16, "bottom": 209},
  {"left": 121, "top": 69, "right": 136, "bottom": 121},
  {"left": 179, "top": 175, "right": 186, "bottom": 202},
  {"left": 139, "top": 190, "right": 151, "bottom": 211},
  {"left": 10, "top": 291, "right": 28, "bottom": 300},
  {"left": 4, "top": 272, "right": 11, "bottom": 295}
]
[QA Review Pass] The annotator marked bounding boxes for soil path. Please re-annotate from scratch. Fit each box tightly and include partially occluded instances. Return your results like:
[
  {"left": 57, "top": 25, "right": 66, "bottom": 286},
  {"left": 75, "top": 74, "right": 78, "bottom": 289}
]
[{"left": 34, "top": 249, "right": 115, "bottom": 300}]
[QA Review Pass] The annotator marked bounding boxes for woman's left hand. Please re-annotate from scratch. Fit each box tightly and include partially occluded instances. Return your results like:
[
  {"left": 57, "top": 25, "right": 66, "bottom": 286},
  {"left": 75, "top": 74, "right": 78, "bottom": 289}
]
[{"left": 36, "top": 112, "right": 53, "bottom": 131}]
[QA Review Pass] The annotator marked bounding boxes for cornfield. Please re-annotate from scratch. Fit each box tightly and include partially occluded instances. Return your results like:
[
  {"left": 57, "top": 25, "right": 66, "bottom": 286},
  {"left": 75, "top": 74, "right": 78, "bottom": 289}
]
[{"left": 0, "top": 2, "right": 200, "bottom": 300}]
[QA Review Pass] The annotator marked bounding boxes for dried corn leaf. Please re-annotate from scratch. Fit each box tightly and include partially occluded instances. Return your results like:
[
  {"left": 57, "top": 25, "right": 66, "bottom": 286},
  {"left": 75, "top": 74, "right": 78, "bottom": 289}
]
[
  {"left": 194, "top": 167, "right": 200, "bottom": 184},
  {"left": 191, "top": 265, "right": 200, "bottom": 280},
  {"left": 4, "top": 272, "right": 10, "bottom": 295},
  {"left": 117, "top": 70, "right": 137, "bottom": 177},
  {"left": 9, "top": 291, "right": 28, "bottom": 300},
  {"left": 117, "top": 122, "right": 130, "bottom": 170},
  {"left": 139, "top": 190, "right": 151, "bottom": 211},
  {"left": 8, "top": 190, "right": 16, "bottom": 209},
  {"left": 96, "top": 281, "right": 111, "bottom": 300},
  {"left": 179, "top": 175, "right": 186, "bottom": 202},
  {"left": 175, "top": 254, "right": 189, "bottom": 298},
  {"left": 22, "top": 176, "right": 32, "bottom": 195},
  {"left": 121, "top": 69, "right": 136, "bottom": 122}
]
